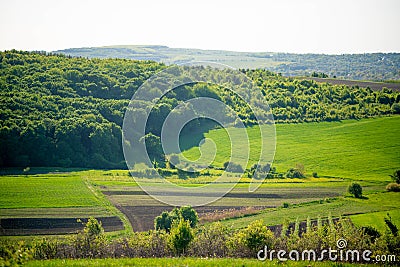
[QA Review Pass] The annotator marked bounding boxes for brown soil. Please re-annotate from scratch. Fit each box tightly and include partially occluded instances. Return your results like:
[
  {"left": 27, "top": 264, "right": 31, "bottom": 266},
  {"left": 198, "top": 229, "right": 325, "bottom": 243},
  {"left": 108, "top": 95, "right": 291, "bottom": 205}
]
[{"left": 0, "top": 216, "right": 123, "bottom": 236}]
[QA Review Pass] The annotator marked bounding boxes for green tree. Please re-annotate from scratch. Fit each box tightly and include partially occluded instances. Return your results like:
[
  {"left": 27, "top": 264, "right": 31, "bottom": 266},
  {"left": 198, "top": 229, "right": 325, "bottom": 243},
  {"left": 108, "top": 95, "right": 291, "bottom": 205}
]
[
  {"left": 348, "top": 183, "right": 363, "bottom": 198},
  {"left": 169, "top": 219, "right": 194, "bottom": 255}
]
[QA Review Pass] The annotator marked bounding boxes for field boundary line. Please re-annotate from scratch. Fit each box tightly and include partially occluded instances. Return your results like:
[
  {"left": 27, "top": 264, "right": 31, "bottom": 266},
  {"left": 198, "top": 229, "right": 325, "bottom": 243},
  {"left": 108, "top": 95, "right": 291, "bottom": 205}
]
[{"left": 83, "top": 176, "right": 133, "bottom": 234}]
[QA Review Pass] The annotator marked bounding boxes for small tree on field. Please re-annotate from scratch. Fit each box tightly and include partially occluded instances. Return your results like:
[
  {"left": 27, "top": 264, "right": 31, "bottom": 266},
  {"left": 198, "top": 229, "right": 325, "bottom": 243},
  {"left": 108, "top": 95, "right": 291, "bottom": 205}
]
[{"left": 348, "top": 183, "right": 363, "bottom": 198}]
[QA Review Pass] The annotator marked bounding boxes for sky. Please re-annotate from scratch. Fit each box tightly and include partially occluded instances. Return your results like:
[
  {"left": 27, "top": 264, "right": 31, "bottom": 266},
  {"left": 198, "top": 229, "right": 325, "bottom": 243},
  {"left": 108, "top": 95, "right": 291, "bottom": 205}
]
[{"left": 0, "top": 0, "right": 399, "bottom": 54}]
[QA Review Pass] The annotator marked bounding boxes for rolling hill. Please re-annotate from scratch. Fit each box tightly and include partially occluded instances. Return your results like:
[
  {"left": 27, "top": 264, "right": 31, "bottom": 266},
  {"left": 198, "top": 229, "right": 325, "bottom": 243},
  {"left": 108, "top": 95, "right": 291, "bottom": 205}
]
[{"left": 55, "top": 45, "right": 400, "bottom": 81}]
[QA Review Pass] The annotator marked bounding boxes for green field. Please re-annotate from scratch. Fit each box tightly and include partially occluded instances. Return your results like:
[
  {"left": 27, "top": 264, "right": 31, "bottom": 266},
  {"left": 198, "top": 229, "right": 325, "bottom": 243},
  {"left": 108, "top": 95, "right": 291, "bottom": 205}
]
[
  {"left": 1, "top": 117, "right": 399, "bottom": 235},
  {"left": 219, "top": 192, "right": 400, "bottom": 230},
  {"left": 350, "top": 210, "right": 400, "bottom": 233},
  {"left": 0, "top": 174, "right": 100, "bottom": 209},
  {"left": 182, "top": 116, "right": 400, "bottom": 181}
]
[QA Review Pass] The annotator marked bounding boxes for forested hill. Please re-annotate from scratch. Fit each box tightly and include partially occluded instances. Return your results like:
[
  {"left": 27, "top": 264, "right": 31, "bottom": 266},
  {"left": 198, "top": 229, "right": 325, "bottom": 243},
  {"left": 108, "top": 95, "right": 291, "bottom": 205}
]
[
  {"left": 55, "top": 45, "right": 400, "bottom": 81},
  {"left": 1, "top": 50, "right": 399, "bottom": 169}
]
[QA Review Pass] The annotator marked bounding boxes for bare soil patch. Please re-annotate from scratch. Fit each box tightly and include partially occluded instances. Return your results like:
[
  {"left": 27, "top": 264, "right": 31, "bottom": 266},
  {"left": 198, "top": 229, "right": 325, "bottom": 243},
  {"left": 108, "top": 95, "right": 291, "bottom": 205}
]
[{"left": 0, "top": 216, "right": 123, "bottom": 236}]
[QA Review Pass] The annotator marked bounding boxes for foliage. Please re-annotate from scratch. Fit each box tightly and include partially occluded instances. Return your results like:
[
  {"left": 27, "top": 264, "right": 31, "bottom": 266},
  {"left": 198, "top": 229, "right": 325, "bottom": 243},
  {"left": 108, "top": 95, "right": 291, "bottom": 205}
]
[
  {"left": 154, "top": 206, "right": 198, "bottom": 232},
  {"left": 72, "top": 217, "right": 107, "bottom": 258},
  {"left": 384, "top": 214, "right": 398, "bottom": 237},
  {"left": 188, "top": 222, "right": 231, "bottom": 257},
  {"left": 1, "top": 214, "right": 400, "bottom": 263},
  {"left": 228, "top": 219, "right": 274, "bottom": 257},
  {"left": 1, "top": 51, "right": 400, "bottom": 168},
  {"left": 0, "top": 240, "right": 33, "bottom": 266},
  {"left": 169, "top": 219, "right": 194, "bottom": 255},
  {"left": 389, "top": 169, "right": 400, "bottom": 184},
  {"left": 223, "top": 161, "right": 244, "bottom": 173},
  {"left": 348, "top": 183, "right": 363, "bottom": 198}
]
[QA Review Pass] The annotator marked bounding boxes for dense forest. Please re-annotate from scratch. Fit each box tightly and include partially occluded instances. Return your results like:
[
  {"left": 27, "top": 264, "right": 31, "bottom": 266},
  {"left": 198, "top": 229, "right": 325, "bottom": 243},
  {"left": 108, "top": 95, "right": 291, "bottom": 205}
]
[{"left": 1, "top": 50, "right": 399, "bottom": 168}]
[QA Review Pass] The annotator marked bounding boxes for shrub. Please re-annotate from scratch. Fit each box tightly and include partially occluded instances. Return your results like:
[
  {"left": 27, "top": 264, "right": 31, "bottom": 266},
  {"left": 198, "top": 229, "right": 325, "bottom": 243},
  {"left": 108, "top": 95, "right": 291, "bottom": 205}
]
[
  {"left": 72, "top": 217, "right": 107, "bottom": 258},
  {"left": 282, "top": 202, "right": 290, "bottom": 208},
  {"left": 32, "top": 239, "right": 58, "bottom": 260},
  {"left": 0, "top": 241, "right": 33, "bottom": 266},
  {"left": 348, "top": 182, "right": 363, "bottom": 198},
  {"left": 362, "top": 226, "right": 381, "bottom": 242},
  {"left": 169, "top": 219, "right": 194, "bottom": 255},
  {"left": 286, "top": 168, "right": 304, "bottom": 178},
  {"left": 223, "top": 162, "right": 244, "bottom": 173},
  {"left": 179, "top": 206, "right": 199, "bottom": 228},
  {"left": 389, "top": 170, "right": 400, "bottom": 184},
  {"left": 228, "top": 219, "right": 274, "bottom": 257},
  {"left": 126, "top": 230, "right": 170, "bottom": 257},
  {"left": 154, "top": 206, "right": 198, "bottom": 231},
  {"left": 312, "top": 172, "right": 318, "bottom": 178},
  {"left": 386, "top": 182, "right": 400, "bottom": 192},
  {"left": 189, "top": 222, "right": 231, "bottom": 257},
  {"left": 154, "top": 211, "right": 177, "bottom": 232}
]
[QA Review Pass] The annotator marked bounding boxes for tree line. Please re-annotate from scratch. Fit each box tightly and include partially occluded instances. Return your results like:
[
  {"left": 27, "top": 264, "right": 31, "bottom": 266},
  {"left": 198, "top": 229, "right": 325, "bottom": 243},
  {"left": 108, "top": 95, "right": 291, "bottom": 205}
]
[{"left": 1, "top": 50, "right": 399, "bottom": 168}]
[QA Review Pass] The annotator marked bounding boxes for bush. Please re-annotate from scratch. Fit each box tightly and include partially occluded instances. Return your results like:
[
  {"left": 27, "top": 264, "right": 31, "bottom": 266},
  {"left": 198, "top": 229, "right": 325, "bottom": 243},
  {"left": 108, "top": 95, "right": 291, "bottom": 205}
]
[
  {"left": 228, "top": 219, "right": 274, "bottom": 257},
  {"left": 286, "top": 168, "right": 304, "bottom": 178},
  {"left": 362, "top": 226, "right": 381, "bottom": 242},
  {"left": 72, "top": 217, "right": 107, "bottom": 258},
  {"left": 179, "top": 206, "right": 199, "bottom": 228},
  {"left": 32, "top": 239, "right": 58, "bottom": 260},
  {"left": 125, "top": 230, "right": 170, "bottom": 257},
  {"left": 154, "top": 206, "right": 198, "bottom": 231},
  {"left": 312, "top": 172, "right": 318, "bottom": 178},
  {"left": 0, "top": 241, "right": 33, "bottom": 266},
  {"left": 348, "top": 182, "right": 363, "bottom": 198},
  {"left": 169, "top": 219, "right": 194, "bottom": 255},
  {"left": 223, "top": 162, "right": 244, "bottom": 173},
  {"left": 389, "top": 170, "right": 400, "bottom": 184},
  {"left": 189, "top": 222, "right": 231, "bottom": 257},
  {"left": 386, "top": 182, "right": 400, "bottom": 192}
]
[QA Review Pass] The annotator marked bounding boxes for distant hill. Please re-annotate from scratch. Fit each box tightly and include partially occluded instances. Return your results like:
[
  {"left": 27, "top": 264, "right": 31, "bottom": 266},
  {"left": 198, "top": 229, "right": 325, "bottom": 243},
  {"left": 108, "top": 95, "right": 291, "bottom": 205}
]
[{"left": 55, "top": 45, "right": 400, "bottom": 81}]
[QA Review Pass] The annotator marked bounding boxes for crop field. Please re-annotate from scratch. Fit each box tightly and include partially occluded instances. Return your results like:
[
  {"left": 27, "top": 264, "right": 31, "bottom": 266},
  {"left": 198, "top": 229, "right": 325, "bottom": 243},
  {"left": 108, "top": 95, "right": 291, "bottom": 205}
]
[
  {"left": 1, "top": 117, "right": 399, "bottom": 236},
  {"left": 219, "top": 191, "right": 400, "bottom": 230},
  {"left": 0, "top": 172, "right": 125, "bottom": 235},
  {"left": 308, "top": 77, "right": 400, "bottom": 91}
]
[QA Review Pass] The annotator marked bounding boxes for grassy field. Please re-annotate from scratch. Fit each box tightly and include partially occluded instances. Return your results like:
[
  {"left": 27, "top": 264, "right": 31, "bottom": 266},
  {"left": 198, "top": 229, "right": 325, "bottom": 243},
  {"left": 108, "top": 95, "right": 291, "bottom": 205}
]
[
  {"left": 350, "top": 209, "right": 400, "bottom": 233},
  {"left": 218, "top": 191, "right": 400, "bottom": 230},
  {"left": 25, "top": 258, "right": 369, "bottom": 267},
  {"left": 182, "top": 116, "right": 400, "bottom": 181},
  {"left": 0, "top": 171, "right": 131, "bottom": 234},
  {"left": 1, "top": 117, "right": 399, "bottom": 236},
  {"left": 0, "top": 174, "right": 100, "bottom": 209}
]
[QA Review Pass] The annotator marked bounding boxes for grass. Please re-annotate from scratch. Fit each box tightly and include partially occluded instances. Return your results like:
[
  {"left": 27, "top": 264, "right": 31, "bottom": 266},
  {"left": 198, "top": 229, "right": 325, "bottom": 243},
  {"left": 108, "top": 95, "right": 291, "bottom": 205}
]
[
  {"left": 0, "top": 174, "right": 101, "bottom": 209},
  {"left": 0, "top": 170, "right": 132, "bottom": 234},
  {"left": 218, "top": 191, "right": 400, "bottom": 229},
  {"left": 25, "top": 258, "right": 369, "bottom": 267},
  {"left": 181, "top": 116, "right": 400, "bottom": 181},
  {"left": 350, "top": 209, "right": 400, "bottom": 233}
]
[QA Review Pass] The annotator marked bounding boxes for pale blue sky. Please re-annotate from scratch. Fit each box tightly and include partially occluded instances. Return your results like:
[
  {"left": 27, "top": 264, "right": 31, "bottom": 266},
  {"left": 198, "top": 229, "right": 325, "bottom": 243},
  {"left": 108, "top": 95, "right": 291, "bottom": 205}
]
[{"left": 0, "top": 0, "right": 399, "bottom": 54}]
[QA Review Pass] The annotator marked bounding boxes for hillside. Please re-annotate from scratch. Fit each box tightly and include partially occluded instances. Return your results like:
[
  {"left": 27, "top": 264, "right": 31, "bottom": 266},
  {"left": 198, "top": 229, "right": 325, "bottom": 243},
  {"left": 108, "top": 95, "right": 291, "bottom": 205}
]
[
  {"left": 182, "top": 116, "right": 400, "bottom": 181},
  {"left": 55, "top": 45, "right": 400, "bottom": 81},
  {"left": 1, "top": 50, "right": 399, "bottom": 169}
]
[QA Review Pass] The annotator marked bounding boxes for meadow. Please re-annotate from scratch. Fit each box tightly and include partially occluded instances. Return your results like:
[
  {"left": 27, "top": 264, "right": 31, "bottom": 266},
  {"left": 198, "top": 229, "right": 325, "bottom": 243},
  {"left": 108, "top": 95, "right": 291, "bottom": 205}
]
[{"left": 182, "top": 116, "right": 400, "bottom": 181}]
